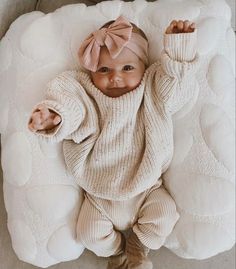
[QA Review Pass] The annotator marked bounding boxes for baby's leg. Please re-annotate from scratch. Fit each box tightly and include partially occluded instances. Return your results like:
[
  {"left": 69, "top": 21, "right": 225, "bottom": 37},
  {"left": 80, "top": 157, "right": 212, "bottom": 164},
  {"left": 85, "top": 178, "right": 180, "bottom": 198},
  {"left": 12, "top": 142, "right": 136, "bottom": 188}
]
[
  {"left": 133, "top": 185, "right": 180, "bottom": 250},
  {"left": 76, "top": 194, "right": 125, "bottom": 257},
  {"left": 125, "top": 185, "right": 179, "bottom": 269}
]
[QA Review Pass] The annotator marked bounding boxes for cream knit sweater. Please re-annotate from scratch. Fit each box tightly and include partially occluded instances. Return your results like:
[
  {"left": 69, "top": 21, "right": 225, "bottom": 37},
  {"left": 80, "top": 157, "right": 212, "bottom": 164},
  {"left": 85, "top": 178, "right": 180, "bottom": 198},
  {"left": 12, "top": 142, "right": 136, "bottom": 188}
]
[{"left": 34, "top": 32, "right": 199, "bottom": 200}]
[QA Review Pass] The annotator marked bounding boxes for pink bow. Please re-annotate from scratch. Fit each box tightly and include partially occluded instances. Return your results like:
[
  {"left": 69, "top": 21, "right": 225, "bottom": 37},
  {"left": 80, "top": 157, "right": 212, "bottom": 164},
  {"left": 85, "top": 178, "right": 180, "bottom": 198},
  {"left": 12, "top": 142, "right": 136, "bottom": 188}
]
[{"left": 78, "top": 16, "right": 134, "bottom": 72}]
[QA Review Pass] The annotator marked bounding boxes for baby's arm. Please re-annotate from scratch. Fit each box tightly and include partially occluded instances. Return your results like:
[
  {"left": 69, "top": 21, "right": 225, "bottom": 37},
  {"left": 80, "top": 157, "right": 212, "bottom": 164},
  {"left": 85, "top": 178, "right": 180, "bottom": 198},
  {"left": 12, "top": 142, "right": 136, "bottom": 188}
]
[
  {"left": 157, "top": 20, "right": 199, "bottom": 114},
  {"left": 28, "top": 71, "right": 86, "bottom": 142}
]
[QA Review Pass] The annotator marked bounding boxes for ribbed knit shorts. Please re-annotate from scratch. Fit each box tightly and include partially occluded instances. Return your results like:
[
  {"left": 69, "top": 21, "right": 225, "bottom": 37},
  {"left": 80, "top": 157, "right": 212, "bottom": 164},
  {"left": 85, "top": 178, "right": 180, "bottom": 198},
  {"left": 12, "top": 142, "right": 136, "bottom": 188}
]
[{"left": 76, "top": 182, "right": 179, "bottom": 257}]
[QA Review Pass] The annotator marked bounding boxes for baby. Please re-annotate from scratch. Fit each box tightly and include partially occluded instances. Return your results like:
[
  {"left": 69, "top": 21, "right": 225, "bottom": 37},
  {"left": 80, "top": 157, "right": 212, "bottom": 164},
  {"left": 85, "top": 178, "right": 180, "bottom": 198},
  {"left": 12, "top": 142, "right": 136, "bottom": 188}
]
[{"left": 28, "top": 16, "right": 199, "bottom": 269}]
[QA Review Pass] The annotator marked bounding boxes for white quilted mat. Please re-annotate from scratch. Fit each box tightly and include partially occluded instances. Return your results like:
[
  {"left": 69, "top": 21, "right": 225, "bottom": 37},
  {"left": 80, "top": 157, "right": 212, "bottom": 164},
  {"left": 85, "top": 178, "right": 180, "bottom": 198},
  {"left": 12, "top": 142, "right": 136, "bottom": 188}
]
[{"left": 0, "top": 0, "right": 235, "bottom": 267}]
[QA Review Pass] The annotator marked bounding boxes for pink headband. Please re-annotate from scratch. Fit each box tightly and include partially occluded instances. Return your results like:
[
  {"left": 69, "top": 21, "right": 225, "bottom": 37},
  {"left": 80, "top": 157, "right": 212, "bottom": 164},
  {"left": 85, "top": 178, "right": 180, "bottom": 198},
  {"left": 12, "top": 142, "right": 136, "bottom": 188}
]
[{"left": 78, "top": 16, "right": 149, "bottom": 72}]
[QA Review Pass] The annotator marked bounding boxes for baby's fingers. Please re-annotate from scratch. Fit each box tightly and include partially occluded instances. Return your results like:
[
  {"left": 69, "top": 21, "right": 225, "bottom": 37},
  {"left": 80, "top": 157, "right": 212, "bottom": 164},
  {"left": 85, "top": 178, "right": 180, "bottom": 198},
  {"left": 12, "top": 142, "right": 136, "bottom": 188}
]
[
  {"left": 177, "top": 20, "right": 184, "bottom": 31},
  {"left": 190, "top": 22, "right": 196, "bottom": 31},
  {"left": 183, "top": 21, "right": 195, "bottom": 32},
  {"left": 165, "top": 26, "right": 172, "bottom": 34},
  {"left": 28, "top": 111, "right": 49, "bottom": 133},
  {"left": 183, "top": 20, "right": 191, "bottom": 32},
  {"left": 166, "top": 20, "right": 177, "bottom": 34},
  {"left": 35, "top": 111, "right": 44, "bottom": 124},
  {"left": 53, "top": 115, "right": 61, "bottom": 125},
  {"left": 40, "top": 106, "right": 50, "bottom": 120},
  {"left": 28, "top": 122, "right": 37, "bottom": 132},
  {"left": 170, "top": 20, "right": 178, "bottom": 28},
  {"left": 35, "top": 105, "right": 51, "bottom": 121},
  {"left": 28, "top": 117, "right": 43, "bottom": 132}
]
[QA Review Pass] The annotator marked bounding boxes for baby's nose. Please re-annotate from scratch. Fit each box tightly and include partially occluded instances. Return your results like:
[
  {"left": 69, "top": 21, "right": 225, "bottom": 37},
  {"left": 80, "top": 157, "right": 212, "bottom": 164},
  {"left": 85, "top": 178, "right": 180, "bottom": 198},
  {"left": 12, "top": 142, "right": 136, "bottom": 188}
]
[{"left": 110, "top": 71, "right": 122, "bottom": 83}]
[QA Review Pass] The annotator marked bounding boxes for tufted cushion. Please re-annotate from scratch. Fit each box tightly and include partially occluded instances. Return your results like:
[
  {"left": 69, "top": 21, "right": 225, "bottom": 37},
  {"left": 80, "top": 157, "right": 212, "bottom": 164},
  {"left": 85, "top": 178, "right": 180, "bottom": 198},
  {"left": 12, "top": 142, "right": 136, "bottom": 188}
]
[{"left": 0, "top": 0, "right": 235, "bottom": 267}]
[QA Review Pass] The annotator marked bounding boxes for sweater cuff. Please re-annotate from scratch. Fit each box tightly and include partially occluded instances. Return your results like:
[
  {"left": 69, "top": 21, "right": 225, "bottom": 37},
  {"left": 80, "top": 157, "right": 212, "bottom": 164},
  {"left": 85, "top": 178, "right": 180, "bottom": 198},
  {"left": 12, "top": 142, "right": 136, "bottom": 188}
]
[
  {"left": 161, "top": 51, "right": 200, "bottom": 80},
  {"left": 164, "top": 30, "right": 197, "bottom": 62}
]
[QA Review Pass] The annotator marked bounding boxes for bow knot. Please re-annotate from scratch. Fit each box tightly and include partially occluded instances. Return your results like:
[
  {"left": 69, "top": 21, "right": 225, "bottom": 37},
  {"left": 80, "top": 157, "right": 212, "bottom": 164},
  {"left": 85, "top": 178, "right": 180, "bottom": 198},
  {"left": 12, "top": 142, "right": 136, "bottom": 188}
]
[
  {"left": 93, "top": 28, "right": 107, "bottom": 46},
  {"left": 78, "top": 16, "right": 148, "bottom": 72}
]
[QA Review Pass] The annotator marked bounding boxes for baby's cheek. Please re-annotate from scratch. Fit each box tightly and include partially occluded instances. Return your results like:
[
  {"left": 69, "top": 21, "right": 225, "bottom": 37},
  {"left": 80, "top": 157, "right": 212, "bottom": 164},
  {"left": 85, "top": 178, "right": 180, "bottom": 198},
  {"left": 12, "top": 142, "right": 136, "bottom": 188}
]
[
  {"left": 92, "top": 75, "right": 108, "bottom": 91},
  {"left": 99, "top": 79, "right": 109, "bottom": 91},
  {"left": 126, "top": 74, "right": 143, "bottom": 89}
]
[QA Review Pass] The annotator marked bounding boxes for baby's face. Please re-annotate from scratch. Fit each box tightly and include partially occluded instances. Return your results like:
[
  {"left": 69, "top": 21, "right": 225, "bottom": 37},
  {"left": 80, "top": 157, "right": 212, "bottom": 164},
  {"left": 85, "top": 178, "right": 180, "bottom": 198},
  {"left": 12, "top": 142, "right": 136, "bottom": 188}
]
[{"left": 91, "top": 47, "right": 146, "bottom": 98}]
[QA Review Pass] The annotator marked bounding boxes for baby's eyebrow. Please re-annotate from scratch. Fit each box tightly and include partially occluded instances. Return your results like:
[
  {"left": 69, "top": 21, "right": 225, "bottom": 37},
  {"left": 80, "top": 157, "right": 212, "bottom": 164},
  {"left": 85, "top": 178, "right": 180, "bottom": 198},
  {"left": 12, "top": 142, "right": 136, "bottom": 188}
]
[
  {"left": 97, "top": 62, "right": 136, "bottom": 69},
  {"left": 97, "top": 65, "right": 110, "bottom": 69},
  {"left": 118, "top": 63, "right": 137, "bottom": 67}
]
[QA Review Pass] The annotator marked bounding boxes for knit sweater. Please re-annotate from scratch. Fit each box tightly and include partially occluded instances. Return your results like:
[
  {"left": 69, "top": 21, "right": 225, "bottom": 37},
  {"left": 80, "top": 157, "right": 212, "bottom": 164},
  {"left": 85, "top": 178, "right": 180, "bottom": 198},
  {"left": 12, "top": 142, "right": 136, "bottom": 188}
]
[{"left": 34, "top": 32, "right": 199, "bottom": 200}]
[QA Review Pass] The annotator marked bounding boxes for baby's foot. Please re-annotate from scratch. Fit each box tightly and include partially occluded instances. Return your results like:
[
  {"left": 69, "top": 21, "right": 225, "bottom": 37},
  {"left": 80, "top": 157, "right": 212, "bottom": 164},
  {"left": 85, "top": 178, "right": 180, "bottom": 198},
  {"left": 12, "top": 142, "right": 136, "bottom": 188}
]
[
  {"left": 128, "top": 259, "right": 153, "bottom": 269},
  {"left": 126, "top": 232, "right": 153, "bottom": 269},
  {"left": 107, "top": 252, "right": 129, "bottom": 269}
]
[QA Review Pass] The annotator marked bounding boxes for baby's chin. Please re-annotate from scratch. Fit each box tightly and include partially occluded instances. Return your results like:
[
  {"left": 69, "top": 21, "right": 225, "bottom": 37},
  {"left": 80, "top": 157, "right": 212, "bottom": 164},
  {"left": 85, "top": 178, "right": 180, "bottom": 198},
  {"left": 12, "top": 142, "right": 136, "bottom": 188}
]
[{"left": 100, "top": 87, "right": 135, "bottom": 98}]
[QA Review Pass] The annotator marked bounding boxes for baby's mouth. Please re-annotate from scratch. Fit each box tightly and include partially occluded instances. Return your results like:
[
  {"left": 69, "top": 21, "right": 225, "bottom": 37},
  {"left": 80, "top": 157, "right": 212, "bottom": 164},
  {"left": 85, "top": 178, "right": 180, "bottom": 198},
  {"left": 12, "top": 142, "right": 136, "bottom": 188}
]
[
  {"left": 108, "top": 87, "right": 126, "bottom": 91},
  {"left": 104, "top": 87, "right": 131, "bottom": 98}
]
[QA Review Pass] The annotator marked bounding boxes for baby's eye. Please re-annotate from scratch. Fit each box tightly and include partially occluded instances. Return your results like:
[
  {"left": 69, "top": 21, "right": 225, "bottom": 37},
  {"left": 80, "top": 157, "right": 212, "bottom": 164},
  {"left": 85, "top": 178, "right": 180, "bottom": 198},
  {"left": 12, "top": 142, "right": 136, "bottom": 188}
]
[
  {"left": 97, "top": 67, "right": 110, "bottom": 73},
  {"left": 123, "top": 65, "right": 134, "bottom": 71}
]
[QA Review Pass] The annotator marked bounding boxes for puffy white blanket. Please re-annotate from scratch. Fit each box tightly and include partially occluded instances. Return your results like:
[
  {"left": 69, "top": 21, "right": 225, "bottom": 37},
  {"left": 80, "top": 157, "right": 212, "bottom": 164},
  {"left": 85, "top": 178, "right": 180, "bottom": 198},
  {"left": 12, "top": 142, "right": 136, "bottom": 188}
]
[{"left": 0, "top": 0, "right": 235, "bottom": 267}]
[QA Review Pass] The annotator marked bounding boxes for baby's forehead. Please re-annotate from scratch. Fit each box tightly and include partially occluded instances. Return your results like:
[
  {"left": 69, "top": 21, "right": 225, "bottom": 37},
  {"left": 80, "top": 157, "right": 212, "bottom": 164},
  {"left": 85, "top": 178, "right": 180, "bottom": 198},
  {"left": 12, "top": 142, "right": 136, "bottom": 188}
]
[{"left": 99, "top": 46, "right": 141, "bottom": 65}]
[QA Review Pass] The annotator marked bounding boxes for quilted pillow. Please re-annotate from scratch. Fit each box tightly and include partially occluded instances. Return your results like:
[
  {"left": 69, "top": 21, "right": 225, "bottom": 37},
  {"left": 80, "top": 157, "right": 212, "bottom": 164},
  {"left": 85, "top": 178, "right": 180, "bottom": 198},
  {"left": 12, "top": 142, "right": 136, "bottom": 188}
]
[{"left": 0, "top": 0, "right": 235, "bottom": 267}]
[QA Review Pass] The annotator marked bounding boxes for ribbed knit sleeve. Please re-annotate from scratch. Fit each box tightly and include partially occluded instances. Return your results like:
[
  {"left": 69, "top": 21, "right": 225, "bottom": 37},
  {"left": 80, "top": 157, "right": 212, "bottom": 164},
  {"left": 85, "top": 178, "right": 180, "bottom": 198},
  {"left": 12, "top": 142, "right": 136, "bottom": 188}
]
[
  {"left": 164, "top": 31, "right": 197, "bottom": 62},
  {"left": 32, "top": 71, "right": 86, "bottom": 143},
  {"left": 156, "top": 31, "right": 200, "bottom": 114}
]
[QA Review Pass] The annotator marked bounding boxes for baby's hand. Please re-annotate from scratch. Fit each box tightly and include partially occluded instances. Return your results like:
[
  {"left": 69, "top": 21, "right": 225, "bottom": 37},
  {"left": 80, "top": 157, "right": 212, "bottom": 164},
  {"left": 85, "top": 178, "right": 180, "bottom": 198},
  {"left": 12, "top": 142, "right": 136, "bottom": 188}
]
[
  {"left": 166, "top": 20, "right": 196, "bottom": 34},
  {"left": 28, "top": 105, "right": 61, "bottom": 133}
]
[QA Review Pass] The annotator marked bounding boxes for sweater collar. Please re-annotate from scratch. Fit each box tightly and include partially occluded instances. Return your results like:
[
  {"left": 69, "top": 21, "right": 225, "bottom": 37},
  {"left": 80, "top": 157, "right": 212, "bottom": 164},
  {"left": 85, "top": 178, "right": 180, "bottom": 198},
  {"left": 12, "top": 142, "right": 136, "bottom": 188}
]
[{"left": 77, "top": 70, "right": 146, "bottom": 114}]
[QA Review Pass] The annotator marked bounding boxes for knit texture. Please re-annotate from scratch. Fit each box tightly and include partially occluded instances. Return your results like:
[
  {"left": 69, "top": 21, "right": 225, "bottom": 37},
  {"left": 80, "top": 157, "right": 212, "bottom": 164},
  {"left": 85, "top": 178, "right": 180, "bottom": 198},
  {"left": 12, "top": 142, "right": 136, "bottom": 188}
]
[
  {"left": 34, "top": 31, "right": 199, "bottom": 200},
  {"left": 76, "top": 184, "right": 179, "bottom": 255}
]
